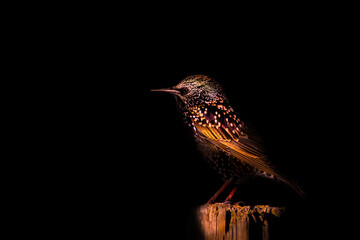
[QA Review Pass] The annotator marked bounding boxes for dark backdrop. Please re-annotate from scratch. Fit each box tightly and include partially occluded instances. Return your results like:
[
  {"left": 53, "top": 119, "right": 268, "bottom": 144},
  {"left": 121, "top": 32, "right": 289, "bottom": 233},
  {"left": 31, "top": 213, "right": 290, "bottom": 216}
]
[
  {"left": 51, "top": 12, "right": 350, "bottom": 239},
  {"left": 70, "top": 53, "right": 341, "bottom": 239}
]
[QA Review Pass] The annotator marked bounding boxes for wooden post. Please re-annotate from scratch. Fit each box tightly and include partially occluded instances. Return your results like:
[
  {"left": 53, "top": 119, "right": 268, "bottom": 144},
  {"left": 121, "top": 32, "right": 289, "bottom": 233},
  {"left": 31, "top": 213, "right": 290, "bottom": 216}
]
[{"left": 196, "top": 203, "right": 284, "bottom": 240}]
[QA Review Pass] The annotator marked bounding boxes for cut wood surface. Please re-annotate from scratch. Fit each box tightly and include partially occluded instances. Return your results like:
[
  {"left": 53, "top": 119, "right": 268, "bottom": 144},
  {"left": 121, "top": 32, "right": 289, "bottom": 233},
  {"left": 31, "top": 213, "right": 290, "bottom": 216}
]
[{"left": 196, "top": 203, "right": 284, "bottom": 240}]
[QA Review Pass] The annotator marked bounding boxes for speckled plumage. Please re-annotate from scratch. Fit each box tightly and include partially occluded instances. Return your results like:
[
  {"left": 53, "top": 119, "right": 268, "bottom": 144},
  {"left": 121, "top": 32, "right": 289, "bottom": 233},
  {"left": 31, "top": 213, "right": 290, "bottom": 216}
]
[
  {"left": 184, "top": 94, "right": 254, "bottom": 182},
  {"left": 152, "top": 75, "right": 304, "bottom": 201}
]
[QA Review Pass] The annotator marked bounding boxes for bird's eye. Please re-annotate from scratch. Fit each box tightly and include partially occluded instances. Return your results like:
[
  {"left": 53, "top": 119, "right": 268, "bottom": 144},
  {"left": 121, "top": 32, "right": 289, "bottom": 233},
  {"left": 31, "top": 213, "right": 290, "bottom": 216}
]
[{"left": 180, "top": 87, "right": 189, "bottom": 95}]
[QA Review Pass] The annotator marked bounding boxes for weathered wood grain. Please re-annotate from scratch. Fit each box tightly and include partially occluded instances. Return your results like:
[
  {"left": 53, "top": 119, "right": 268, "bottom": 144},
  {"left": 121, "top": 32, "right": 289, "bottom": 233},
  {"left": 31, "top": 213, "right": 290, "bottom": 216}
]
[{"left": 196, "top": 203, "right": 284, "bottom": 240}]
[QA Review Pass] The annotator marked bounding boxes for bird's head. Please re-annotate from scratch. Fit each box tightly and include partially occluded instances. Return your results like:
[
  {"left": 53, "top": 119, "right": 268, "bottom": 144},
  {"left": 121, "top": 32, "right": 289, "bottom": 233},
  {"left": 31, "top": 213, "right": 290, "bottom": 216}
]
[{"left": 151, "top": 75, "right": 227, "bottom": 109}]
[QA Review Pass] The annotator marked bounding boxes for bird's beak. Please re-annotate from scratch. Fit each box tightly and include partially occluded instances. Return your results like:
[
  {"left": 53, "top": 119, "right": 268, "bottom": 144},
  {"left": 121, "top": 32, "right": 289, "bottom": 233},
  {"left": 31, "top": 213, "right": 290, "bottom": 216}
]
[{"left": 150, "top": 87, "right": 180, "bottom": 95}]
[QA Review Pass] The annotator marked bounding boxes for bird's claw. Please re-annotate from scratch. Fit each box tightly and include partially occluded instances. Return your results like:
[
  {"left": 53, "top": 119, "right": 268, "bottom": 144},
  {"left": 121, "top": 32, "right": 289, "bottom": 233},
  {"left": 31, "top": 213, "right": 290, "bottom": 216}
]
[
  {"left": 235, "top": 201, "right": 245, "bottom": 206},
  {"left": 221, "top": 200, "right": 245, "bottom": 206}
]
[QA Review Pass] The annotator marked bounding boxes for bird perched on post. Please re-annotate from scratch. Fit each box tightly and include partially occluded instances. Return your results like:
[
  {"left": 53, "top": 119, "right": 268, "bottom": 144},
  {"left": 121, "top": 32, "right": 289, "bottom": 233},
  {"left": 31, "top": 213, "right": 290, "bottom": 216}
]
[{"left": 151, "top": 74, "right": 304, "bottom": 203}]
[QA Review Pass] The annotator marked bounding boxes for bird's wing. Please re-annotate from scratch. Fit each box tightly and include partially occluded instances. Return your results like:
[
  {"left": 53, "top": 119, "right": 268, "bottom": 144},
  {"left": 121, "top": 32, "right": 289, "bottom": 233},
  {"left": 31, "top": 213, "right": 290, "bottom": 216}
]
[
  {"left": 193, "top": 119, "right": 275, "bottom": 174},
  {"left": 193, "top": 119, "right": 306, "bottom": 197}
]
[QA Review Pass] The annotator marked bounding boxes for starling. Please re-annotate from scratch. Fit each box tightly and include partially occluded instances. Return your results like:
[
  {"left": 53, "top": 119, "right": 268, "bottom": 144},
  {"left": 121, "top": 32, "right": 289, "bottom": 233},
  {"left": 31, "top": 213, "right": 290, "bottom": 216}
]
[{"left": 151, "top": 75, "right": 304, "bottom": 203}]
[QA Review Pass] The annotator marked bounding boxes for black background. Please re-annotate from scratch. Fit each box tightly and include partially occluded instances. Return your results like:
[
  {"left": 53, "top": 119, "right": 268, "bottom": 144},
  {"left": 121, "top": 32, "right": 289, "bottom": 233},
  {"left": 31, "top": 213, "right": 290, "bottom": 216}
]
[
  {"left": 72, "top": 51, "right": 344, "bottom": 239},
  {"left": 41, "top": 7, "right": 354, "bottom": 239}
]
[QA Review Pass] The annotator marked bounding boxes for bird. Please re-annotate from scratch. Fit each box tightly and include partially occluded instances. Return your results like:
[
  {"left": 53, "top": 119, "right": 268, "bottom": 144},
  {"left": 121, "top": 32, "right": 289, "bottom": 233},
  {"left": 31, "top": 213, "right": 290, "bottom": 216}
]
[{"left": 151, "top": 74, "right": 304, "bottom": 203}]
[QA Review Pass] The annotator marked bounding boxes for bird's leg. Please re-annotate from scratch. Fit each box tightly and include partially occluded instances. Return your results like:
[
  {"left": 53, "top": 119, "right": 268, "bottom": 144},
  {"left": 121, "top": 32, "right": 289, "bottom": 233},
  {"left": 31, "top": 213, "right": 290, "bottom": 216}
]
[
  {"left": 224, "top": 185, "right": 238, "bottom": 202},
  {"left": 207, "top": 177, "right": 233, "bottom": 204}
]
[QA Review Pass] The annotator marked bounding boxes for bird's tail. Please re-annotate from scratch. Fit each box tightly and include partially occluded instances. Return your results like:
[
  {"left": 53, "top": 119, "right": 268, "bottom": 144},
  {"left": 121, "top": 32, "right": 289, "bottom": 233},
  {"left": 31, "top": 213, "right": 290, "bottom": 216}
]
[{"left": 280, "top": 177, "right": 307, "bottom": 199}]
